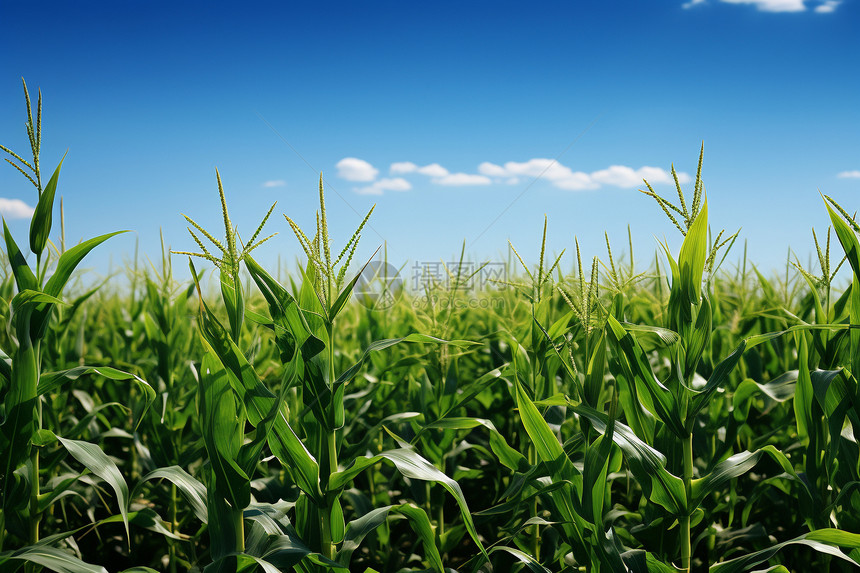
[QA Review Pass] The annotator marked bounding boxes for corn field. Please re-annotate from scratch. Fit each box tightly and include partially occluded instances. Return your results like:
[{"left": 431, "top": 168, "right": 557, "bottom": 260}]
[{"left": 3, "top": 84, "right": 860, "bottom": 573}]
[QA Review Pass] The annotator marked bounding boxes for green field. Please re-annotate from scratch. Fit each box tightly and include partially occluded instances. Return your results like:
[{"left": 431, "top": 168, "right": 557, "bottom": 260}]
[{"left": 3, "top": 86, "right": 860, "bottom": 573}]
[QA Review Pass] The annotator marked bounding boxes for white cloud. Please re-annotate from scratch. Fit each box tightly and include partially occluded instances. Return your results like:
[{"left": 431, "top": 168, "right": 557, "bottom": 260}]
[
  {"left": 591, "top": 165, "right": 691, "bottom": 187},
  {"left": 479, "top": 159, "right": 689, "bottom": 191},
  {"left": 0, "top": 198, "right": 35, "bottom": 219},
  {"left": 718, "top": 0, "right": 805, "bottom": 11},
  {"left": 355, "top": 177, "right": 412, "bottom": 195},
  {"left": 391, "top": 161, "right": 489, "bottom": 186},
  {"left": 478, "top": 162, "right": 508, "bottom": 177},
  {"left": 434, "top": 173, "right": 492, "bottom": 186},
  {"left": 390, "top": 161, "right": 418, "bottom": 174},
  {"left": 814, "top": 0, "right": 840, "bottom": 11},
  {"left": 418, "top": 163, "right": 449, "bottom": 177},
  {"left": 684, "top": 0, "right": 843, "bottom": 13},
  {"left": 262, "top": 180, "right": 286, "bottom": 188},
  {"left": 554, "top": 172, "right": 600, "bottom": 191},
  {"left": 837, "top": 170, "right": 860, "bottom": 179},
  {"left": 336, "top": 157, "right": 379, "bottom": 182},
  {"left": 391, "top": 161, "right": 449, "bottom": 177}
]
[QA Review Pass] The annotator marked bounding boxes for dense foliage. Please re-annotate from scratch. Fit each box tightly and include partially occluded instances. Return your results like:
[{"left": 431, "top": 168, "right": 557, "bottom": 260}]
[{"left": 2, "top": 83, "right": 860, "bottom": 573}]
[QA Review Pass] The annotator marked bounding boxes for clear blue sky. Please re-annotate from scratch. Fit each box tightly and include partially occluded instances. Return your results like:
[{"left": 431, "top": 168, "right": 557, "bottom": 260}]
[{"left": 1, "top": 0, "right": 858, "bottom": 286}]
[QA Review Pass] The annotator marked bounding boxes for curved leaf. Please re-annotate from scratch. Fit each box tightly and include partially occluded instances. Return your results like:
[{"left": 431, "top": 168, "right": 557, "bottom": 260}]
[{"left": 56, "top": 436, "right": 131, "bottom": 540}]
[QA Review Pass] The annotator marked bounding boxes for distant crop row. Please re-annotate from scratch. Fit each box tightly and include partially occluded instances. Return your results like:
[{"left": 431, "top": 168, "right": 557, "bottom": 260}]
[{"left": 2, "top": 81, "right": 860, "bottom": 573}]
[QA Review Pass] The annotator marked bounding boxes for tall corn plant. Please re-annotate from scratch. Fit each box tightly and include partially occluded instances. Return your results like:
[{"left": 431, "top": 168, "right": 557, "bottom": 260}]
[
  {"left": 792, "top": 196, "right": 860, "bottom": 545},
  {"left": 279, "top": 178, "right": 488, "bottom": 570},
  {"left": 591, "top": 148, "right": 860, "bottom": 571},
  {"left": 180, "top": 175, "right": 487, "bottom": 571},
  {"left": 0, "top": 81, "right": 154, "bottom": 570}
]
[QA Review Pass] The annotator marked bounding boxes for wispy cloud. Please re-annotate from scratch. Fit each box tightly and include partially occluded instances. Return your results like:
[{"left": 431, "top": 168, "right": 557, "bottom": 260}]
[
  {"left": 346, "top": 156, "right": 689, "bottom": 193},
  {"left": 390, "top": 161, "right": 490, "bottom": 186},
  {"left": 837, "top": 170, "right": 860, "bottom": 179},
  {"left": 262, "top": 180, "right": 286, "bottom": 188},
  {"left": 478, "top": 159, "right": 688, "bottom": 191},
  {"left": 815, "top": 0, "right": 842, "bottom": 10},
  {"left": 686, "top": 0, "right": 841, "bottom": 12},
  {"left": 720, "top": 0, "right": 805, "bottom": 11},
  {"left": 815, "top": 0, "right": 840, "bottom": 11},
  {"left": 390, "top": 162, "right": 449, "bottom": 177},
  {"left": 356, "top": 177, "right": 412, "bottom": 196},
  {"left": 336, "top": 157, "right": 379, "bottom": 182},
  {"left": 0, "top": 198, "right": 35, "bottom": 219},
  {"left": 435, "top": 173, "right": 492, "bottom": 186}
]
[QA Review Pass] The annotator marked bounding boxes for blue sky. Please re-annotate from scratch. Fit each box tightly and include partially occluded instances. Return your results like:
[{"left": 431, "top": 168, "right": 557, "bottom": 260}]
[{"left": 1, "top": 0, "right": 858, "bottom": 287}]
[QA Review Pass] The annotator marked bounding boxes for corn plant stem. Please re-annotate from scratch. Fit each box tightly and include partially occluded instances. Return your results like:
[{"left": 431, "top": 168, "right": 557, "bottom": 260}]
[
  {"left": 321, "top": 321, "right": 338, "bottom": 561},
  {"left": 29, "top": 450, "right": 40, "bottom": 545},
  {"left": 27, "top": 346, "right": 43, "bottom": 573},
  {"left": 169, "top": 483, "right": 178, "bottom": 573},
  {"left": 529, "top": 349, "right": 541, "bottom": 561},
  {"left": 680, "top": 432, "right": 693, "bottom": 573},
  {"left": 434, "top": 463, "right": 445, "bottom": 540},
  {"left": 233, "top": 507, "right": 245, "bottom": 555},
  {"left": 425, "top": 481, "right": 432, "bottom": 523},
  {"left": 528, "top": 445, "right": 539, "bottom": 561}
]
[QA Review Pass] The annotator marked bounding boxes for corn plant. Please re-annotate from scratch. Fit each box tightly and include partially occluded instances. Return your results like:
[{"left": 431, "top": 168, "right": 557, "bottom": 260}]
[
  {"left": 177, "top": 175, "right": 489, "bottom": 571},
  {"left": 0, "top": 80, "right": 154, "bottom": 572}
]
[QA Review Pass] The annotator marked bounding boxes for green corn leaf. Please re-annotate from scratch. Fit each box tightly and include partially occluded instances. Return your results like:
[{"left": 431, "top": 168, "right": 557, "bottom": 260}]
[
  {"left": 29, "top": 155, "right": 63, "bottom": 257},
  {"left": 745, "top": 323, "right": 850, "bottom": 349},
  {"left": 3, "top": 219, "right": 38, "bottom": 292},
  {"left": 199, "top": 353, "right": 250, "bottom": 510},
  {"left": 415, "top": 416, "right": 527, "bottom": 472},
  {"left": 99, "top": 508, "right": 184, "bottom": 540},
  {"left": 327, "top": 251, "right": 376, "bottom": 323},
  {"left": 329, "top": 446, "right": 488, "bottom": 563},
  {"left": 28, "top": 230, "right": 126, "bottom": 340},
  {"left": 196, "top": 292, "right": 322, "bottom": 502},
  {"left": 56, "top": 436, "right": 131, "bottom": 540},
  {"left": 826, "top": 201, "right": 860, "bottom": 282},
  {"left": 678, "top": 199, "right": 708, "bottom": 306},
  {"left": 606, "top": 314, "right": 686, "bottom": 438},
  {"left": 331, "top": 333, "right": 480, "bottom": 401},
  {"left": 795, "top": 334, "right": 815, "bottom": 442},
  {"left": 621, "top": 550, "right": 681, "bottom": 573},
  {"left": 336, "top": 504, "right": 442, "bottom": 571},
  {"left": 219, "top": 269, "right": 244, "bottom": 343},
  {"left": 688, "top": 339, "right": 746, "bottom": 426},
  {"left": 851, "top": 275, "right": 860, "bottom": 377},
  {"left": 733, "top": 370, "right": 798, "bottom": 423},
  {"left": 584, "top": 328, "right": 607, "bottom": 407},
  {"left": 711, "top": 529, "right": 860, "bottom": 572},
  {"left": 486, "top": 546, "right": 552, "bottom": 573},
  {"left": 246, "top": 254, "right": 325, "bottom": 362},
  {"left": 690, "top": 445, "right": 804, "bottom": 508},
  {"left": 0, "top": 545, "right": 108, "bottom": 573},
  {"left": 37, "top": 366, "right": 154, "bottom": 431},
  {"left": 582, "top": 397, "right": 617, "bottom": 525},
  {"left": 573, "top": 402, "right": 687, "bottom": 516},
  {"left": 619, "top": 322, "right": 681, "bottom": 347},
  {"left": 44, "top": 231, "right": 127, "bottom": 297},
  {"left": 133, "top": 466, "right": 208, "bottom": 524},
  {"left": 684, "top": 292, "right": 712, "bottom": 379},
  {"left": 810, "top": 367, "right": 856, "bottom": 470},
  {"left": 514, "top": 377, "right": 591, "bottom": 560},
  {"left": 1, "top": 312, "right": 39, "bottom": 512}
]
